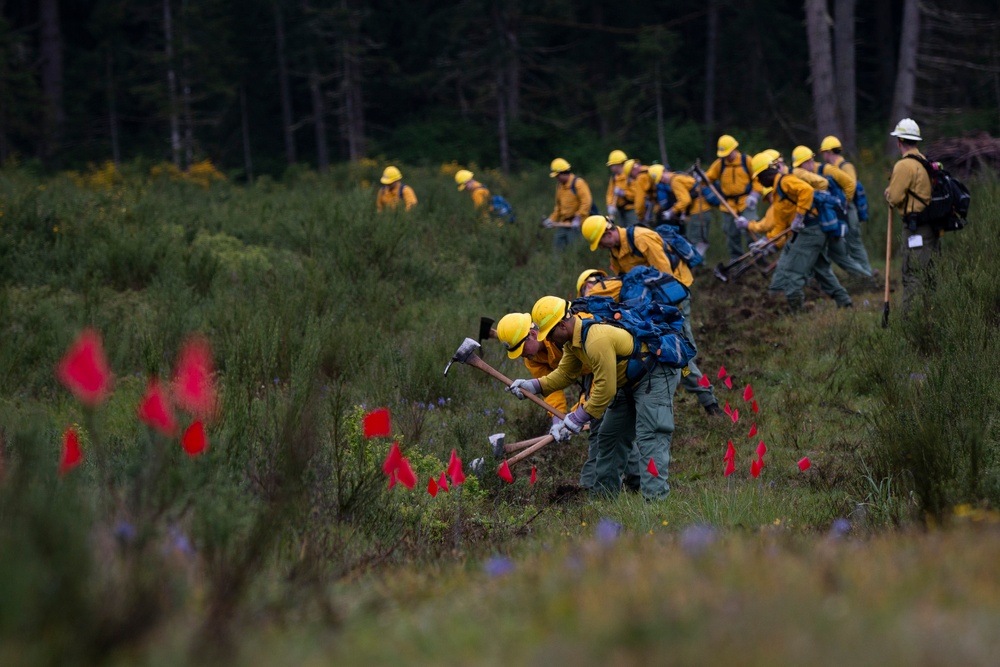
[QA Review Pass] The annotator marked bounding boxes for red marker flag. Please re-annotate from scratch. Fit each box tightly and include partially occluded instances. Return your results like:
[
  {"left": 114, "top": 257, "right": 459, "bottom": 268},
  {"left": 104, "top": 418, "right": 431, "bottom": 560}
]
[
  {"left": 757, "top": 454, "right": 765, "bottom": 470},
  {"left": 382, "top": 441, "right": 403, "bottom": 476},
  {"left": 396, "top": 458, "right": 417, "bottom": 489},
  {"left": 717, "top": 365, "right": 727, "bottom": 379},
  {"left": 730, "top": 409, "right": 739, "bottom": 424},
  {"left": 182, "top": 420, "right": 208, "bottom": 457},
  {"left": 751, "top": 459, "right": 761, "bottom": 478},
  {"left": 723, "top": 401, "right": 732, "bottom": 416},
  {"left": 59, "top": 428, "right": 83, "bottom": 476},
  {"left": 724, "top": 440, "right": 736, "bottom": 461},
  {"left": 752, "top": 400, "right": 759, "bottom": 414},
  {"left": 363, "top": 408, "right": 391, "bottom": 439},
  {"left": 448, "top": 449, "right": 467, "bottom": 485},
  {"left": 173, "top": 335, "right": 216, "bottom": 419},
  {"left": 427, "top": 476, "right": 439, "bottom": 497},
  {"left": 57, "top": 329, "right": 113, "bottom": 406},
  {"left": 387, "top": 470, "right": 398, "bottom": 490},
  {"left": 748, "top": 423, "right": 757, "bottom": 438},
  {"left": 697, "top": 374, "right": 711, "bottom": 388},
  {"left": 743, "top": 384, "right": 754, "bottom": 401},
  {"left": 438, "top": 471, "right": 450, "bottom": 492},
  {"left": 724, "top": 376, "right": 733, "bottom": 389},
  {"left": 724, "top": 458, "right": 735, "bottom": 476},
  {"left": 137, "top": 378, "right": 177, "bottom": 436},
  {"left": 498, "top": 460, "right": 514, "bottom": 483},
  {"left": 756, "top": 441, "right": 767, "bottom": 457},
  {"left": 647, "top": 457, "right": 659, "bottom": 477},
  {"left": 798, "top": 457, "right": 811, "bottom": 471},
  {"left": 530, "top": 466, "right": 537, "bottom": 485}
]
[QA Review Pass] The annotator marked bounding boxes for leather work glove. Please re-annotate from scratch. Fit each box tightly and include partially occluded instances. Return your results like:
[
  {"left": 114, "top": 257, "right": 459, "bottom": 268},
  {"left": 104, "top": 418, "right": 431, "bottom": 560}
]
[
  {"left": 790, "top": 213, "right": 805, "bottom": 231},
  {"left": 508, "top": 378, "right": 541, "bottom": 400},
  {"left": 607, "top": 204, "right": 618, "bottom": 218},
  {"left": 735, "top": 215, "right": 750, "bottom": 230},
  {"left": 745, "top": 191, "right": 761, "bottom": 210},
  {"left": 660, "top": 209, "right": 674, "bottom": 222},
  {"left": 548, "top": 421, "right": 572, "bottom": 443},
  {"left": 570, "top": 216, "right": 582, "bottom": 229},
  {"left": 542, "top": 217, "right": 556, "bottom": 229}
]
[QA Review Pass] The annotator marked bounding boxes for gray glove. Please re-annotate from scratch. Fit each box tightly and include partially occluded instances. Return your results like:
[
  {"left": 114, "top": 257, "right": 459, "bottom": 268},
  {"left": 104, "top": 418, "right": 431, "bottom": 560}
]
[
  {"left": 570, "top": 216, "right": 581, "bottom": 230},
  {"left": 661, "top": 209, "right": 674, "bottom": 221},
  {"left": 563, "top": 406, "right": 590, "bottom": 433},
  {"left": 613, "top": 186, "right": 627, "bottom": 198},
  {"left": 745, "top": 191, "right": 761, "bottom": 210},
  {"left": 548, "top": 421, "right": 572, "bottom": 443},
  {"left": 735, "top": 215, "right": 750, "bottom": 230},
  {"left": 790, "top": 213, "right": 805, "bottom": 231},
  {"left": 508, "top": 378, "right": 541, "bottom": 400},
  {"left": 607, "top": 204, "right": 618, "bottom": 218},
  {"left": 542, "top": 218, "right": 556, "bottom": 229},
  {"left": 751, "top": 238, "right": 776, "bottom": 255}
]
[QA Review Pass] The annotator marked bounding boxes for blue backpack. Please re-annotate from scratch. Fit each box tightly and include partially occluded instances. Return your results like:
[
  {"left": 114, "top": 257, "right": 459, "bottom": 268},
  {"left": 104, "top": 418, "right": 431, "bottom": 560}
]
[
  {"left": 571, "top": 295, "right": 696, "bottom": 373},
  {"left": 776, "top": 176, "right": 847, "bottom": 239},
  {"left": 570, "top": 176, "right": 600, "bottom": 216},
  {"left": 489, "top": 194, "right": 516, "bottom": 224},
  {"left": 853, "top": 181, "right": 869, "bottom": 221},
  {"left": 626, "top": 225, "right": 705, "bottom": 270},
  {"left": 619, "top": 265, "right": 690, "bottom": 307},
  {"left": 816, "top": 164, "right": 849, "bottom": 210}
]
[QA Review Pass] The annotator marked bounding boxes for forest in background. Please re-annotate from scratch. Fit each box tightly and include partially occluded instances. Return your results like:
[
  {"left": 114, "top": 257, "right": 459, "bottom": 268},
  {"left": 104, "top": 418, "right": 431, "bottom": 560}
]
[{"left": 4, "top": 0, "right": 1000, "bottom": 178}]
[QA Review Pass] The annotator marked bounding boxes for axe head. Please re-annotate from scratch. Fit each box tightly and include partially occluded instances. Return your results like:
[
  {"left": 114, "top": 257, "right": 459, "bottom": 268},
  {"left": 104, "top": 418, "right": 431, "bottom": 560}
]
[
  {"left": 469, "top": 457, "right": 485, "bottom": 477},
  {"left": 713, "top": 263, "right": 729, "bottom": 283},
  {"left": 478, "top": 316, "right": 496, "bottom": 344},
  {"left": 443, "top": 337, "right": 482, "bottom": 376},
  {"left": 489, "top": 433, "right": 506, "bottom": 459}
]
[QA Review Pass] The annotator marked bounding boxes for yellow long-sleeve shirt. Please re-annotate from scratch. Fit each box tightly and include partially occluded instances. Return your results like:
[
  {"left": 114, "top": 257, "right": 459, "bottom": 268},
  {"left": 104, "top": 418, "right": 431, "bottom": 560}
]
[
  {"left": 769, "top": 174, "right": 815, "bottom": 230},
  {"left": 793, "top": 167, "right": 829, "bottom": 191},
  {"left": 606, "top": 172, "right": 633, "bottom": 210},
  {"left": 665, "top": 173, "right": 699, "bottom": 216},
  {"left": 376, "top": 182, "right": 418, "bottom": 212},
  {"left": 551, "top": 173, "right": 593, "bottom": 221},
  {"left": 630, "top": 169, "right": 654, "bottom": 219},
  {"left": 523, "top": 339, "right": 569, "bottom": 415},
  {"left": 816, "top": 163, "right": 857, "bottom": 200},
  {"left": 746, "top": 204, "right": 790, "bottom": 249},
  {"left": 703, "top": 151, "right": 762, "bottom": 213},
  {"left": 886, "top": 149, "right": 933, "bottom": 216},
  {"left": 466, "top": 180, "right": 491, "bottom": 209},
  {"left": 831, "top": 155, "right": 858, "bottom": 182},
  {"left": 610, "top": 226, "right": 694, "bottom": 287},
  {"left": 537, "top": 317, "right": 640, "bottom": 420}
]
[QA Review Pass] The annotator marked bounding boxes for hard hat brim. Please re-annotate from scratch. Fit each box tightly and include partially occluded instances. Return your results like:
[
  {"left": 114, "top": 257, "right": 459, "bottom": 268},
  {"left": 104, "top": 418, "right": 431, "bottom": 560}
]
[
  {"left": 890, "top": 131, "right": 922, "bottom": 141},
  {"left": 381, "top": 176, "right": 399, "bottom": 184},
  {"left": 456, "top": 183, "right": 466, "bottom": 191}
]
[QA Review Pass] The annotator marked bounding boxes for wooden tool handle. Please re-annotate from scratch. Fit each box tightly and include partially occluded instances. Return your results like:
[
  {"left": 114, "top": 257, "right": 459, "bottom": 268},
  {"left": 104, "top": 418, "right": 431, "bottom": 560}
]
[
  {"left": 503, "top": 434, "right": 549, "bottom": 454},
  {"left": 506, "top": 434, "right": 555, "bottom": 466},
  {"left": 466, "top": 355, "right": 568, "bottom": 420},
  {"left": 883, "top": 208, "right": 893, "bottom": 328}
]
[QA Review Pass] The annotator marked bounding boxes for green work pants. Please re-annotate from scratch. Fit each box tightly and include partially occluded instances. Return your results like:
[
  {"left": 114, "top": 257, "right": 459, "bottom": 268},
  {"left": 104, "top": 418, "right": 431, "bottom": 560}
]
[
  {"left": 677, "top": 297, "right": 716, "bottom": 408},
  {"left": 620, "top": 208, "right": 639, "bottom": 228},
  {"left": 553, "top": 225, "right": 578, "bottom": 252},
  {"left": 593, "top": 363, "right": 680, "bottom": 501},
  {"left": 580, "top": 417, "right": 641, "bottom": 491},
  {"left": 845, "top": 202, "right": 874, "bottom": 274},
  {"left": 721, "top": 206, "right": 757, "bottom": 262},
  {"left": 901, "top": 221, "right": 941, "bottom": 315},
  {"left": 686, "top": 211, "right": 713, "bottom": 247},
  {"left": 769, "top": 225, "right": 851, "bottom": 310}
]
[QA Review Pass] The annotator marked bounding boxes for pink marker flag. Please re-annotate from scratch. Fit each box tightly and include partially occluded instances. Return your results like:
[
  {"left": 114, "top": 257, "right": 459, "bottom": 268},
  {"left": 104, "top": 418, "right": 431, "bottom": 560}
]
[
  {"left": 530, "top": 466, "right": 537, "bottom": 485},
  {"left": 59, "top": 428, "right": 84, "bottom": 477},
  {"left": 724, "top": 440, "right": 736, "bottom": 461},
  {"left": 396, "top": 458, "right": 417, "bottom": 489},
  {"left": 724, "top": 458, "right": 735, "bottom": 477},
  {"left": 748, "top": 423, "right": 757, "bottom": 438},
  {"left": 756, "top": 441, "right": 767, "bottom": 457},
  {"left": 387, "top": 470, "right": 398, "bottom": 490},
  {"left": 498, "top": 460, "right": 514, "bottom": 483},
  {"left": 723, "top": 401, "right": 732, "bottom": 416},
  {"left": 57, "top": 329, "right": 114, "bottom": 407},
  {"left": 448, "top": 449, "right": 467, "bottom": 485},
  {"left": 730, "top": 408, "right": 739, "bottom": 424},
  {"left": 744, "top": 385, "right": 754, "bottom": 402},
  {"left": 798, "top": 457, "right": 811, "bottom": 471},
  {"left": 751, "top": 459, "right": 761, "bottom": 478},
  {"left": 137, "top": 378, "right": 178, "bottom": 436},
  {"left": 172, "top": 335, "right": 217, "bottom": 419},
  {"left": 427, "top": 476, "right": 439, "bottom": 497},
  {"left": 697, "top": 374, "right": 711, "bottom": 388},
  {"left": 717, "top": 366, "right": 727, "bottom": 379},
  {"left": 363, "top": 408, "right": 392, "bottom": 439},
  {"left": 724, "top": 376, "right": 733, "bottom": 389},
  {"left": 382, "top": 441, "right": 403, "bottom": 476},
  {"left": 647, "top": 457, "right": 659, "bottom": 477},
  {"left": 752, "top": 400, "right": 759, "bottom": 414},
  {"left": 438, "top": 471, "right": 450, "bottom": 493},
  {"left": 757, "top": 454, "right": 765, "bottom": 470}
]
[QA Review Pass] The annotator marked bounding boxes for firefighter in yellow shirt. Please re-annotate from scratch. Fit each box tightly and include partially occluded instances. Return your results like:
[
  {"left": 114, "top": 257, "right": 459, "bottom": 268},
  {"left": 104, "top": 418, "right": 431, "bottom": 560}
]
[
  {"left": 884, "top": 118, "right": 937, "bottom": 313},
  {"left": 544, "top": 158, "right": 594, "bottom": 251},
  {"left": 605, "top": 150, "right": 637, "bottom": 227},
  {"left": 622, "top": 159, "right": 655, "bottom": 225},
  {"left": 818, "top": 135, "right": 876, "bottom": 277},
  {"left": 454, "top": 169, "right": 491, "bottom": 212},
  {"left": 703, "top": 135, "right": 763, "bottom": 261},
  {"left": 376, "top": 166, "right": 417, "bottom": 212},
  {"left": 647, "top": 164, "right": 714, "bottom": 252}
]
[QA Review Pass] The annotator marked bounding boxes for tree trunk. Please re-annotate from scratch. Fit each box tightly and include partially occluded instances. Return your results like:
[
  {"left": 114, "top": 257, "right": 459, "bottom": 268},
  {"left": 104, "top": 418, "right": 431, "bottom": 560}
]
[
  {"left": 273, "top": 2, "right": 296, "bottom": 164},
  {"left": 180, "top": 0, "right": 194, "bottom": 167},
  {"left": 492, "top": 4, "right": 511, "bottom": 174},
  {"left": 164, "top": 0, "right": 182, "bottom": 167},
  {"left": 240, "top": 86, "right": 253, "bottom": 182},
  {"left": 341, "top": 0, "right": 366, "bottom": 161},
  {"left": 39, "top": 0, "right": 64, "bottom": 160},
  {"left": 106, "top": 48, "right": 121, "bottom": 165},
  {"left": 804, "top": 0, "right": 841, "bottom": 140},
  {"left": 497, "top": 68, "right": 510, "bottom": 175},
  {"left": 703, "top": 0, "right": 718, "bottom": 158},
  {"left": 888, "top": 0, "right": 920, "bottom": 155},
  {"left": 654, "top": 62, "right": 668, "bottom": 167},
  {"left": 505, "top": 11, "right": 519, "bottom": 122},
  {"left": 309, "top": 68, "right": 328, "bottom": 173},
  {"left": 875, "top": 0, "right": 895, "bottom": 112},
  {"left": 833, "top": 0, "right": 856, "bottom": 152}
]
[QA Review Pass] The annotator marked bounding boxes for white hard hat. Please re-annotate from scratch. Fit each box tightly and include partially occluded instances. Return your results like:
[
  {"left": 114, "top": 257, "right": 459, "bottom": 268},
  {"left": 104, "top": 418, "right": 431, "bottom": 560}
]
[{"left": 890, "top": 118, "right": 922, "bottom": 141}]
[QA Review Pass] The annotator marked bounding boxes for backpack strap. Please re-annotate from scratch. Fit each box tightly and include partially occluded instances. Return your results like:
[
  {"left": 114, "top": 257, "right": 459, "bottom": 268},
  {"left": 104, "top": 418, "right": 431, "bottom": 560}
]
[
  {"left": 902, "top": 154, "right": 933, "bottom": 207},
  {"left": 626, "top": 226, "right": 645, "bottom": 260}
]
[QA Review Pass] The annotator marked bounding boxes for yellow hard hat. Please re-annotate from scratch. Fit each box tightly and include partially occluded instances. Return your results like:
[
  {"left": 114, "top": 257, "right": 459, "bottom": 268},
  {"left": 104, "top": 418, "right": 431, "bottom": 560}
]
[
  {"left": 762, "top": 186, "right": 774, "bottom": 196},
  {"left": 380, "top": 166, "right": 402, "bottom": 185},
  {"left": 791, "top": 146, "right": 814, "bottom": 168},
  {"left": 648, "top": 164, "right": 665, "bottom": 183},
  {"left": 623, "top": 159, "right": 636, "bottom": 175},
  {"left": 716, "top": 135, "right": 739, "bottom": 157},
  {"left": 819, "top": 136, "right": 842, "bottom": 152},
  {"left": 750, "top": 151, "right": 777, "bottom": 179},
  {"left": 531, "top": 296, "right": 569, "bottom": 342},
  {"left": 496, "top": 313, "right": 533, "bottom": 360},
  {"left": 549, "top": 158, "right": 571, "bottom": 177},
  {"left": 759, "top": 148, "right": 780, "bottom": 164},
  {"left": 581, "top": 215, "right": 610, "bottom": 252},
  {"left": 576, "top": 268, "right": 608, "bottom": 296},
  {"left": 454, "top": 169, "right": 473, "bottom": 190},
  {"left": 606, "top": 149, "right": 627, "bottom": 166}
]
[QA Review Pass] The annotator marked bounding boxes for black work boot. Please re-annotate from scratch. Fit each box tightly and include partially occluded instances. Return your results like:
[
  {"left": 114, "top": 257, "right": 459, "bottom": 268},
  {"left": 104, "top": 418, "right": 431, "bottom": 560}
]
[{"left": 704, "top": 402, "right": 724, "bottom": 417}]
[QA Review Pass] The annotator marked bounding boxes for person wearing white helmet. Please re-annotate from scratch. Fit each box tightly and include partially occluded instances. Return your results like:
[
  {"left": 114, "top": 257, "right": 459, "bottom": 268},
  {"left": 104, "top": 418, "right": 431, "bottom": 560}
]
[{"left": 885, "top": 118, "right": 937, "bottom": 313}]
